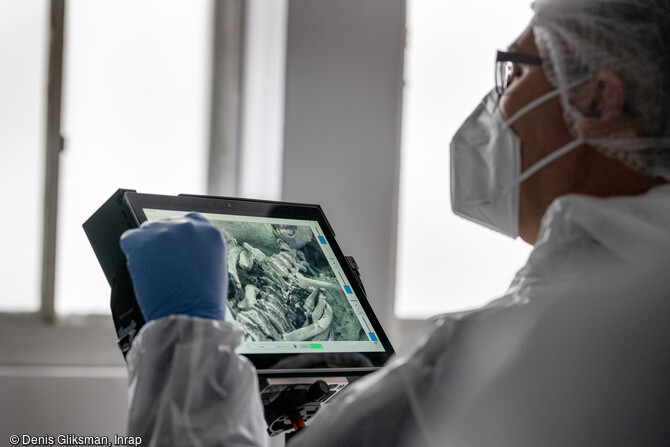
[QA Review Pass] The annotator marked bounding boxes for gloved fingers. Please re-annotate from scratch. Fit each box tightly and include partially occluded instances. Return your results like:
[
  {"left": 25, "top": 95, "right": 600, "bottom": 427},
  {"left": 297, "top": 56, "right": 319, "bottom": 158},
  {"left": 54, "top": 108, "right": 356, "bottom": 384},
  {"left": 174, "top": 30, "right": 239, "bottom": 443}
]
[
  {"left": 119, "top": 212, "right": 227, "bottom": 322},
  {"left": 183, "top": 211, "right": 210, "bottom": 223},
  {"left": 136, "top": 211, "right": 209, "bottom": 229},
  {"left": 120, "top": 213, "right": 221, "bottom": 256}
]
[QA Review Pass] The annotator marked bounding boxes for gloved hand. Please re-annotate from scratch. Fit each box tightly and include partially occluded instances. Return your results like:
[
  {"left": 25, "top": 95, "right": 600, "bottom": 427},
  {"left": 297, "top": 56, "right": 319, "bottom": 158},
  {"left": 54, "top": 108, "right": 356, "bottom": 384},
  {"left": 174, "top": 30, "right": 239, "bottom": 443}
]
[{"left": 120, "top": 212, "right": 227, "bottom": 322}]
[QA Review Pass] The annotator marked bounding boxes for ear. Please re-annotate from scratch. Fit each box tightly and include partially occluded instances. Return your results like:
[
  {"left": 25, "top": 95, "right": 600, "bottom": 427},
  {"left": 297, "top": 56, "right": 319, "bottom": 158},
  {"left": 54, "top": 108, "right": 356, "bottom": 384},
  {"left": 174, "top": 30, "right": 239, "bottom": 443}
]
[{"left": 572, "top": 70, "right": 630, "bottom": 138}]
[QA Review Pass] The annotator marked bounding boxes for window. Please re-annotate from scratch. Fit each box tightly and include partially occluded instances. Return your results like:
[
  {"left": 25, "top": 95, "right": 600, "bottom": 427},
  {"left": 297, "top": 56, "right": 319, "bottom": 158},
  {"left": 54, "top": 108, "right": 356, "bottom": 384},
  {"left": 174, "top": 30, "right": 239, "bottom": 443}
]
[
  {"left": 0, "top": 0, "right": 49, "bottom": 312},
  {"left": 396, "top": 1, "right": 534, "bottom": 319},
  {"left": 57, "top": 1, "right": 213, "bottom": 314},
  {"left": 0, "top": 0, "right": 289, "bottom": 379},
  {"left": 1, "top": 0, "right": 287, "bottom": 320}
]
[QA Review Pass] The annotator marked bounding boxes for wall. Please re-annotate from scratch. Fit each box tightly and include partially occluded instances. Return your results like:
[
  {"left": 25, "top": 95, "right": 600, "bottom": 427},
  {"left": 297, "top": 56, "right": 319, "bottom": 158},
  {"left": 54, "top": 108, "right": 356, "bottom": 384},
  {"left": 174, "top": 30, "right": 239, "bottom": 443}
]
[
  {"left": 0, "top": 315, "right": 128, "bottom": 442},
  {"left": 282, "top": 0, "right": 405, "bottom": 334}
]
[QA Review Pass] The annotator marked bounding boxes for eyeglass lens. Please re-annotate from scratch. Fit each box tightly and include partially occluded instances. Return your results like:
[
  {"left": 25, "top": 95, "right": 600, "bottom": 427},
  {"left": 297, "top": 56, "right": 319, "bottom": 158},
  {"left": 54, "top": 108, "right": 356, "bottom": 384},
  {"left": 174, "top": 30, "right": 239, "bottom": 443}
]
[
  {"left": 495, "top": 61, "right": 512, "bottom": 96},
  {"left": 494, "top": 51, "right": 544, "bottom": 97}
]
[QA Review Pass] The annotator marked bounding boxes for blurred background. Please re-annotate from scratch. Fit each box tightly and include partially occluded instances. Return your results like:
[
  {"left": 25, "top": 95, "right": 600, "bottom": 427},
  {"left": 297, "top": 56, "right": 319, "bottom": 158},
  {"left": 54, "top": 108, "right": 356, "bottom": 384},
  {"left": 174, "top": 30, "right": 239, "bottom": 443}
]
[{"left": 0, "top": 0, "right": 532, "bottom": 443}]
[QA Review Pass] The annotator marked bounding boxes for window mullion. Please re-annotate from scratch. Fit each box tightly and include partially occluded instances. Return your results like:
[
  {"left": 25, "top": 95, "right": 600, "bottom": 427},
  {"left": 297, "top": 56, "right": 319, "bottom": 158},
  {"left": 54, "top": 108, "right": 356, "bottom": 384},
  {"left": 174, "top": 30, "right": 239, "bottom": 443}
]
[
  {"left": 208, "top": 0, "right": 246, "bottom": 197},
  {"left": 41, "top": 0, "right": 65, "bottom": 322}
]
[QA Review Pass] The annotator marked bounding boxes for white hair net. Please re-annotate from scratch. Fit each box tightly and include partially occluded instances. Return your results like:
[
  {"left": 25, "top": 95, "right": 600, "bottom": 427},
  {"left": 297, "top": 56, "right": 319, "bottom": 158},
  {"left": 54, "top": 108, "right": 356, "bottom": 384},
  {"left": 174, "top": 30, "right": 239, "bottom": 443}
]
[{"left": 531, "top": 0, "right": 670, "bottom": 180}]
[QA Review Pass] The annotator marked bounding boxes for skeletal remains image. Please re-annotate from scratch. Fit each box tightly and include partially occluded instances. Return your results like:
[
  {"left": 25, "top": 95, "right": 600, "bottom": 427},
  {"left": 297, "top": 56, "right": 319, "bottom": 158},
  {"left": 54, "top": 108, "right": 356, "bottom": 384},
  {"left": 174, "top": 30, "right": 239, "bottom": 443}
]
[{"left": 210, "top": 220, "right": 367, "bottom": 343}]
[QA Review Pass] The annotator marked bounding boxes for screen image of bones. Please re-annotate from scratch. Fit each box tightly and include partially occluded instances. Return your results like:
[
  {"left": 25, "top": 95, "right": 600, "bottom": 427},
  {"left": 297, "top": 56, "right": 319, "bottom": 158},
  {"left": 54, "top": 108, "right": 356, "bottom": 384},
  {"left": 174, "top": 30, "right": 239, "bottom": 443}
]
[{"left": 210, "top": 219, "right": 367, "bottom": 343}]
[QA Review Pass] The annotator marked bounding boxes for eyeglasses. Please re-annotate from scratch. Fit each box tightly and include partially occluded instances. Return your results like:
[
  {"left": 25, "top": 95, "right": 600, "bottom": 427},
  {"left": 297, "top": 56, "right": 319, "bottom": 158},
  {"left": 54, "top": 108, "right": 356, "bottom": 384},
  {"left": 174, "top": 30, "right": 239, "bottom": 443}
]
[{"left": 495, "top": 50, "right": 545, "bottom": 97}]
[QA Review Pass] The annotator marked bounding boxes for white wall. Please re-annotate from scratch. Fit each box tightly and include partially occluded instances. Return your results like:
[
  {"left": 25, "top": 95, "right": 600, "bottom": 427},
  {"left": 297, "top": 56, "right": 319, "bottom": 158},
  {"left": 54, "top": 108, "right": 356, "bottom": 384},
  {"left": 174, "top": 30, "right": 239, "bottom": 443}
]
[
  {"left": 0, "top": 315, "right": 128, "bottom": 441},
  {"left": 0, "top": 0, "right": 406, "bottom": 443},
  {"left": 0, "top": 373, "right": 128, "bottom": 441}
]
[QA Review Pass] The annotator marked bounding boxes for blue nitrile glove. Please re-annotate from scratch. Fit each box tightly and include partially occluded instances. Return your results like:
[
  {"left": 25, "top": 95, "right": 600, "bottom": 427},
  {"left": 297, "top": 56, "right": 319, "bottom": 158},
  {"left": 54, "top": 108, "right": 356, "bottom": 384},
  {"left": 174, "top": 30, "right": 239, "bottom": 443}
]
[{"left": 119, "top": 212, "right": 227, "bottom": 322}]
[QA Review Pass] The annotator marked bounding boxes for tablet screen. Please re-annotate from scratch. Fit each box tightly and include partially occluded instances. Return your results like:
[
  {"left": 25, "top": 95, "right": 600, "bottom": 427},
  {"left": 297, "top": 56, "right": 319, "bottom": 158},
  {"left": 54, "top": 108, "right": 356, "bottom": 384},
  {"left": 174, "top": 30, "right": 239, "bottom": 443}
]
[{"left": 141, "top": 208, "right": 386, "bottom": 356}]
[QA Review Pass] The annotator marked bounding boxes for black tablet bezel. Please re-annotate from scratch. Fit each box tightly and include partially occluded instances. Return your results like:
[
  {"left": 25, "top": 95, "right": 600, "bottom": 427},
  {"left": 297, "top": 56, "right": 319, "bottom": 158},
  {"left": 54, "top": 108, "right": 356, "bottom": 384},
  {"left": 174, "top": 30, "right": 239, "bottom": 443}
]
[{"left": 123, "top": 191, "right": 394, "bottom": 370}]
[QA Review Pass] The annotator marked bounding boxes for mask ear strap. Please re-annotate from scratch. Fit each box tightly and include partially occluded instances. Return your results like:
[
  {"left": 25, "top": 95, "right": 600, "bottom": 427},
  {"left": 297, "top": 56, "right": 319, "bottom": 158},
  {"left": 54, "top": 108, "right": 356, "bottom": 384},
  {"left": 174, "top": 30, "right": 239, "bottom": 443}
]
[
  {"left": 504, "top": 76, "right": 590, "bottom": 127},
  {"left": 500, "top": 76, "right": 591, "bottom": 191},
  {"left": 518, "top": 138, "right": 584, "bottom": 183},
  {"left": 504, "top": 87, "right": 563, "bottom": 127},
  {"left": 502, "top": 138, "right": 584, "bottom": 194}
]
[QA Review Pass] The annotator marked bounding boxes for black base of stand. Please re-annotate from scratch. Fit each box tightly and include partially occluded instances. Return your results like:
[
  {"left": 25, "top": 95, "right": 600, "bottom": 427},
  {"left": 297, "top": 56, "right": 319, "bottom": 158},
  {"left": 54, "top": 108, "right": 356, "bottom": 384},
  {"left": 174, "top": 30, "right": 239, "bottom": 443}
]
[{"left": 264, "top": 380, "right": 330, "bottom": 437}]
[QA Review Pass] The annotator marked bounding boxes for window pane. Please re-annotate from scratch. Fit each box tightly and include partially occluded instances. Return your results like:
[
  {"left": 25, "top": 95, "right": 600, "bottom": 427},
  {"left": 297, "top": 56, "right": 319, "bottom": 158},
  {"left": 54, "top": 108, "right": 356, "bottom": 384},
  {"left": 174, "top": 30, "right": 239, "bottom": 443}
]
[
  {"left": 0, "top": 1, "right": 49, "bottom": 312},
  {"left": 396, "top": 1, "right": 534, "bottom": 318},
  {"left": 57, "top": 0, "right": 212, "bottom": 314}
]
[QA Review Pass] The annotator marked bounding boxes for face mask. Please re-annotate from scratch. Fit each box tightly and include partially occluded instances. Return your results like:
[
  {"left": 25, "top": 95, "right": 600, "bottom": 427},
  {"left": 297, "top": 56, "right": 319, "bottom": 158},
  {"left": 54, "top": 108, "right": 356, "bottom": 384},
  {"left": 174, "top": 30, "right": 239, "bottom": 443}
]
[{"left": 450, "top": 88, "right": 584, "bottom": 238}]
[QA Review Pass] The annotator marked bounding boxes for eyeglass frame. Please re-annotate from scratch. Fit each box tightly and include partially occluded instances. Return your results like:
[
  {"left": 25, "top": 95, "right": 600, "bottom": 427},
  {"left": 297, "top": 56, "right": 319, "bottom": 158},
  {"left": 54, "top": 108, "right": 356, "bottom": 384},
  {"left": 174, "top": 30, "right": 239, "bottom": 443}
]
[{"left": 495, "top": 50, "right": 546, "bottom": 97}]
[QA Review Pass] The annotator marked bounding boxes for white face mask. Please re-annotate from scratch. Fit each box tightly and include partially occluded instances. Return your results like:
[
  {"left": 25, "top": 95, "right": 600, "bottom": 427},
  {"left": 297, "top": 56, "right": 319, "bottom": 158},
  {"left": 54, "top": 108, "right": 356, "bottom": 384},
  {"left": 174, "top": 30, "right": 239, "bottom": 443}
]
[{"left": 450, "top": 88, "right": 584, "bottom": 238}]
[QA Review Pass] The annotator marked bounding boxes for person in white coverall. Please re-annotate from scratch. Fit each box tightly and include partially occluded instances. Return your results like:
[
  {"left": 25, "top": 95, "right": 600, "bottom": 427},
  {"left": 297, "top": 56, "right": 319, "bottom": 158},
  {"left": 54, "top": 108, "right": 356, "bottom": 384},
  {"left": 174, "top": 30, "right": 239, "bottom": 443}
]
[{"left": 119, "top": 0, "right": 670, "bottom": 445}]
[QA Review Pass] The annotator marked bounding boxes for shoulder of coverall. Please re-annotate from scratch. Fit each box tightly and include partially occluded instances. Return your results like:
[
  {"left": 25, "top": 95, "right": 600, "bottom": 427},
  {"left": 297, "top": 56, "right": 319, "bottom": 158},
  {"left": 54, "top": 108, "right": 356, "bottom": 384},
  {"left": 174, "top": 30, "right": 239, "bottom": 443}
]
[{"left": 534, "top": 183, "right": 670, "bottom": 262}]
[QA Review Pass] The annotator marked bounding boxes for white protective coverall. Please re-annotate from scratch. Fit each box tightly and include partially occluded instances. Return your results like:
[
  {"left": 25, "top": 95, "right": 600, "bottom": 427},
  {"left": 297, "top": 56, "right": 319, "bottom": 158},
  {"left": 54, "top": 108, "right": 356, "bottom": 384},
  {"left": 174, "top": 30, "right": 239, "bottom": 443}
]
[{"left": 127, "top": 185, "right": 670, "bottom": 446}]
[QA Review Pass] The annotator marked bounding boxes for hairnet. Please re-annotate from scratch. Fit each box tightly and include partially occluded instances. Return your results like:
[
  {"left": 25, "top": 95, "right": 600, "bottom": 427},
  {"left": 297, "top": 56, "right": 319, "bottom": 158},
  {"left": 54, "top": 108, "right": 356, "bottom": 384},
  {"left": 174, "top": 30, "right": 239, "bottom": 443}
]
[{"left": 531, "top": 0, "right": 670, "bottom": 180}]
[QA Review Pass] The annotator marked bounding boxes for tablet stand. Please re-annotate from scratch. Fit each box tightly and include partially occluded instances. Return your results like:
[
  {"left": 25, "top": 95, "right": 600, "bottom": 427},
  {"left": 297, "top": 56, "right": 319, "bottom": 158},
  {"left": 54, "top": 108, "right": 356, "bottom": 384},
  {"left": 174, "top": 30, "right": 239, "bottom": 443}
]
[{"left": 263, "top": 380, "right": 331, "bottom": 438}]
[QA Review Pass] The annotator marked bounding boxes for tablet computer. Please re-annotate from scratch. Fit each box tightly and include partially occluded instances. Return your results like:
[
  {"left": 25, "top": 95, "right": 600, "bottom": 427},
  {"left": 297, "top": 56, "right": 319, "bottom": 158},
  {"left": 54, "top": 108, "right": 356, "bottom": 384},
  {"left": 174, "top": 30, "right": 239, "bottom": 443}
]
[{"left": 84, "top": 190, "right": 394, "bottom": 383}]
